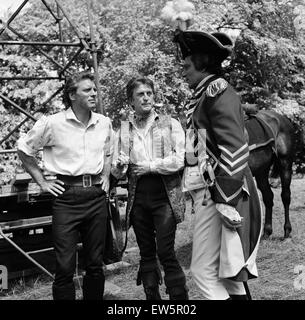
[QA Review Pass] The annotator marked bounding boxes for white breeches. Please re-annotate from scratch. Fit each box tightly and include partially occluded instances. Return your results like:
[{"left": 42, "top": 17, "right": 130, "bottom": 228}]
[{"left": 190, "top": 188, "right": 246, "bottom": 300}]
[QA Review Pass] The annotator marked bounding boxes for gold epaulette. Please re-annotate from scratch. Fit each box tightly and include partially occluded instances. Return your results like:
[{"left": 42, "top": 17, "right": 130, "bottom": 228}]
[{"left": 206, "top": 78, "right": 228, "bottom": 97}]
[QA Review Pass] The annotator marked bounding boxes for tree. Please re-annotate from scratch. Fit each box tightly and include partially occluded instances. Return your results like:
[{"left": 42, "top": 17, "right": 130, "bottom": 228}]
[{"left": 1, "top": 0, "right": 305, "bottom": 183}]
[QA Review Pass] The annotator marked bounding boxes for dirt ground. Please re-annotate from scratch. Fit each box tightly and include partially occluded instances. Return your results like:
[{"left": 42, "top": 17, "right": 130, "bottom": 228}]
[{"left": 1, "top": 177, "right": 305, "bottom": 300}]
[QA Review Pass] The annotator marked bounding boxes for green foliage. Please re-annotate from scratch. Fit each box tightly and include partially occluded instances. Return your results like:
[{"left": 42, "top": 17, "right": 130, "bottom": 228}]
[
  {"left": 1, "top": 0, "right": 305, "bottom": 183},
  {"left": 89, "top": 0, "right": 191, "bottom": 126},
  {"left": 222, "top": 0, "right": 305, "bottom": 172},
  {"left": 229, "top": 29, "right": 305, "bottom": 104}
]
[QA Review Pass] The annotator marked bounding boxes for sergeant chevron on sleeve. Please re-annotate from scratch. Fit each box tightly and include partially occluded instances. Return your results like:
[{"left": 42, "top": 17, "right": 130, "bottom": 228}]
[{"left": 174, "top": 29, "right": 263, "bottom": 300}]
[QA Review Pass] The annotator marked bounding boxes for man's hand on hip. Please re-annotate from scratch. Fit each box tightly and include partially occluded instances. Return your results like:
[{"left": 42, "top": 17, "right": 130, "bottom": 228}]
[
  {"left": 40, "top": 179, "right": 65, "bottom": 197},
  {"left": 100, "top": 175, "right": 110, "bottom": 193}
]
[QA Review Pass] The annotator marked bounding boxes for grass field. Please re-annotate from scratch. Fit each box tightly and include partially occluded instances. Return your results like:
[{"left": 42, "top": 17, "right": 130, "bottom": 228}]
[{"left": 1, "top": 177, "right": 305, "bottom": 300}]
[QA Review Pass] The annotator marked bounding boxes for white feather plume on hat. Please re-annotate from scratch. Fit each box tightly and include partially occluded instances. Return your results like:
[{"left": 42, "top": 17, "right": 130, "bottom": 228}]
[{"left": 160, "top": 0, "right": 195, "bottom": 30}]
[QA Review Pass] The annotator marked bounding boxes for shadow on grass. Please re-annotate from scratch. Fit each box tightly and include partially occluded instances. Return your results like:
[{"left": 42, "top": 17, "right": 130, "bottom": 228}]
[
  {"left": 176, "top": 242, "right": 192, "bottom": 269},
  {"left": 260, "top": 235, "right": 293, "bottom": 242}
]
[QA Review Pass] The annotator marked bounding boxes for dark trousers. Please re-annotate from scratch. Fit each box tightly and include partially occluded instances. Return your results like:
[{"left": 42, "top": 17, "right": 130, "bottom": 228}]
[
  {"left": 52, "top": 185, "right": 107, "bottom": 300},
  {"left": 131, "top": 175, "right": 186, "bottom": 288}
]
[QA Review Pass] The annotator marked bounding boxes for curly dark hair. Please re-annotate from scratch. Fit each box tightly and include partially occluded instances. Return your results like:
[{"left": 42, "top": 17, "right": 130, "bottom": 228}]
[
  {"left": 126, "top": 77, "right": 155, "bottom": 103},
  {"left": 62, "top": 71, "right": 95, "bottom": 109}
]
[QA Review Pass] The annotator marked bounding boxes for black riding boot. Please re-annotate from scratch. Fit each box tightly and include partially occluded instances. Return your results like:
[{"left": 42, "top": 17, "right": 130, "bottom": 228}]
[
  {"left": 166, "top": 285, "right": 189, "bottom": 300},
  {"left": 52, "top": 283, "right": 75, "bottom": 300},
  {"left": 137, "top": 268, "right": 162, "bottom": 300},
  {"left": 82, "top": 275, "right": 105, "bottom": 300},
  {"left": 144, "top": 286, "right": 162, "bottom": 300}
]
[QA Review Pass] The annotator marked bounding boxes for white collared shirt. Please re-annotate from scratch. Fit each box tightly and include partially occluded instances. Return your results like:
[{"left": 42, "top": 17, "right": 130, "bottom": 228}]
[
  {"left": 17, "top": 108, "right": 114, "bottom": 176},
  {"left": 111, "top": 111, "right": 185, "bottom": 177}
]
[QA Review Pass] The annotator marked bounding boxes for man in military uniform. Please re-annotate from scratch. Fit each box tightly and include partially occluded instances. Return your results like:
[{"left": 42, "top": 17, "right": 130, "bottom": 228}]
[
  {"left": 111, "top": 77, "right": 188, "bottom": 300},
  {"left": 174, "top": 31, "right": 262, "bottom": 300}
]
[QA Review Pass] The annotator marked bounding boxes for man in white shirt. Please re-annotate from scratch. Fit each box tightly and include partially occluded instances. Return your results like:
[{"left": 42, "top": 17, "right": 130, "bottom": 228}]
[
  {"left": 111, "top": 77, "right": 188, "bottom": 300},
  {"left": 17, "top": 71, "right": 113, "bottom": 300}
]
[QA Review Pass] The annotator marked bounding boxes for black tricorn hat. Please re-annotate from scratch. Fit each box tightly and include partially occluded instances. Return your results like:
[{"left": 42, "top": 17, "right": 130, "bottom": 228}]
[{"left": 173, "top": 30, "right": 233, "bottom": 62}]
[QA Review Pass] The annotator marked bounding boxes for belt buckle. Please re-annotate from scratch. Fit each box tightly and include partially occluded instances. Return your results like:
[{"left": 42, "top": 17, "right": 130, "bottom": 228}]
[{"left": 82, "top": 174, "right": 92, "bottom": 187}]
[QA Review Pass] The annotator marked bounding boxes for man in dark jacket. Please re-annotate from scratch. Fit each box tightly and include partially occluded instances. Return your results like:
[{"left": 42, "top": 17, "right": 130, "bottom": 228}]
[{"left": 174, "top": 30, "right": 262, "bottom": 300}]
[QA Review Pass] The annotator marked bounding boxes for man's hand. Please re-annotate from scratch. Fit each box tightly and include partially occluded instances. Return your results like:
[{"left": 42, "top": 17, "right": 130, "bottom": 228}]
[
  {"left": 100, "top": 175, "right": 110, "bottom": 193},
  {"left": 216, "top": 203, "right": 243, "bottom": 231},
  {"left": 117, "top": 151, "right": 130, "bottom": 168},
  {"left": 219, "top": 214, "right": 243, "bottom": 231},
  {"left": 40, "top": 179, "right": 65, "bottom": 197},
  {"left": 133, "top": 162, "right": 151, "bottom": 177},
  {"left": 17, "top": 150, "right": 65, "bottom": 197}
]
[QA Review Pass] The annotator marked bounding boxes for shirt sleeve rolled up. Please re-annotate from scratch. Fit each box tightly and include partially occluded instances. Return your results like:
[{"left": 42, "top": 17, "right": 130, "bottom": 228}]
[{"left": 17, "top": 115, "right": 53, "bottom": 156}]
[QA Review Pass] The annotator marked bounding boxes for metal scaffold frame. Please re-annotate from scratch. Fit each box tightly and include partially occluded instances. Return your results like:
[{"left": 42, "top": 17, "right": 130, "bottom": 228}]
[{"left": 0, "top": 0, "right": 103, "bottom": 155}]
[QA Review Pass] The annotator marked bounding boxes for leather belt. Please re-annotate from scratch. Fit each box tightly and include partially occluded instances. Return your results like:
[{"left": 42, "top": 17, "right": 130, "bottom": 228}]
[{"left": 56, "top": 174, "right": 101, "bottom": 187}]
